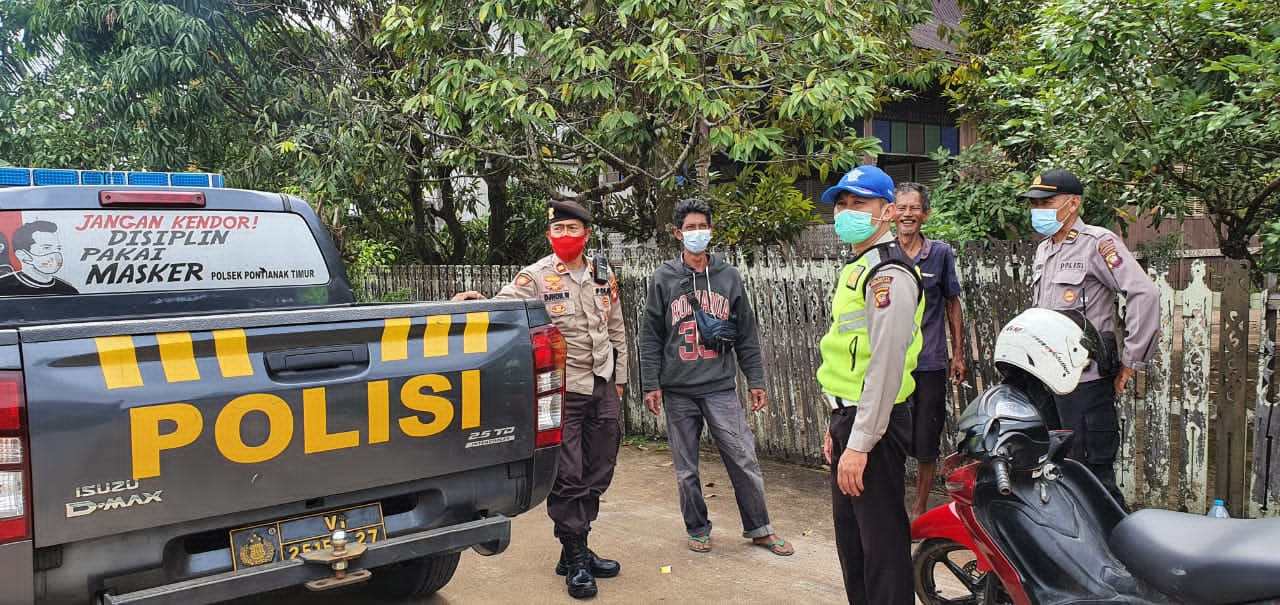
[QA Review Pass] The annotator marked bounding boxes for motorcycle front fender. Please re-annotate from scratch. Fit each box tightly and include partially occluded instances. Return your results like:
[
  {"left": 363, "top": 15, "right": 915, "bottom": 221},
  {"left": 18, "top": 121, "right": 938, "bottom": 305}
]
[{"left": 911, "top": 502, "right": 992, "bottom": 572}]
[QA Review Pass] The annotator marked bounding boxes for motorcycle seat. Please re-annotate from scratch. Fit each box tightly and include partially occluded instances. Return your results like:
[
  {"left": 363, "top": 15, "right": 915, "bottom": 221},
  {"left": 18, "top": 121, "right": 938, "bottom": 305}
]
[{"left": 1109, "top": 508, "right": 1280, "bottom": 605}]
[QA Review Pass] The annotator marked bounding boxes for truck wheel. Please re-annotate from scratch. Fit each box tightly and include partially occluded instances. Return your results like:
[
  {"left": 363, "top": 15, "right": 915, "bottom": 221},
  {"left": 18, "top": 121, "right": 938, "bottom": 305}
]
[{"left": 366, "top": 551, "right": 461, "bottom": 601}]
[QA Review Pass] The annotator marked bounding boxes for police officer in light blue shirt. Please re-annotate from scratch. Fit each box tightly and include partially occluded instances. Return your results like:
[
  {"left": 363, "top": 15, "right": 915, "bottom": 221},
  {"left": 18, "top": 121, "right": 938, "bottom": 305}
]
[{"left": 1021, "top": 168, "right": 1161, "bottom": 505}]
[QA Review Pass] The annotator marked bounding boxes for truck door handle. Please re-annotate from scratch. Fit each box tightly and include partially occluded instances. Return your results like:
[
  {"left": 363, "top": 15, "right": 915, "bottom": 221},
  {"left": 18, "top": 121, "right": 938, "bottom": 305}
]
[{"left": 265, "top": 344, "right": 370, "bottom": 374}]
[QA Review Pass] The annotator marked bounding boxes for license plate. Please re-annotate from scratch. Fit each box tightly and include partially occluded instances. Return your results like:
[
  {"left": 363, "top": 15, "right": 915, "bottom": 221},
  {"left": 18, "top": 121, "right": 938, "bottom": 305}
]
[{"left": 230, "top": 502, "right": 385, "bottom": 570}]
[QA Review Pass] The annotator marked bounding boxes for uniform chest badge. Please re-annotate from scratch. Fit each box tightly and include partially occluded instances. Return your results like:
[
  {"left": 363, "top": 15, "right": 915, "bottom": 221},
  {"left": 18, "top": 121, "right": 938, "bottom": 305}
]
[
  {"left": 544, "top": 274, "right": 562, "bottom": 283},
  {"left": 550, "top": 303, "right": 568, "bottom": 314},
  {"left": 1064, "top": 289, "right": 1076, "bottom": 303},
  {"left": 845, "top": 265, "right": 867, "bottom": 289},
  {"left": 544, "top": 282, "right": 565, "bottom": 292}
]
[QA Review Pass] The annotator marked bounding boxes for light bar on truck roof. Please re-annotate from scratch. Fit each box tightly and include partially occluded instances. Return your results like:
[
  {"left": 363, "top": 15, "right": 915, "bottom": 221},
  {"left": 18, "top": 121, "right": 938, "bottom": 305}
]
[{"left": 0, "top": 167, "right": 225, "bottom": 189}]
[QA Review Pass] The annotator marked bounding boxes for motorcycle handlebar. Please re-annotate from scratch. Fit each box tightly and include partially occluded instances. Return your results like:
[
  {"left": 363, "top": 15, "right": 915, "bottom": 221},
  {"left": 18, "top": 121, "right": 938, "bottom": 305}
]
[{"left": 993, "top": 457, "right": 1013, "bottom": 495}]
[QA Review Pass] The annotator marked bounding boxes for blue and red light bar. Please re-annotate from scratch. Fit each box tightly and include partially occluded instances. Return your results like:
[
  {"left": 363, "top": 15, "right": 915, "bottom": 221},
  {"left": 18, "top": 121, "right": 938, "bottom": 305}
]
[{"left": 0, "top": 168, "right": 225, "bottom": 189}]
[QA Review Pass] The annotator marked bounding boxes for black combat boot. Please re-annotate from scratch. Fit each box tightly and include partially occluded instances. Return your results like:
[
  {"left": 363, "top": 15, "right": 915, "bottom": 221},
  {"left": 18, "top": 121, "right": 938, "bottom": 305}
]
[
  {"left": 559, "top": 535, "right": 597, "bottom": 599},
  {"left": 555, "top": 534, "right": 620, "bottom": 578}
]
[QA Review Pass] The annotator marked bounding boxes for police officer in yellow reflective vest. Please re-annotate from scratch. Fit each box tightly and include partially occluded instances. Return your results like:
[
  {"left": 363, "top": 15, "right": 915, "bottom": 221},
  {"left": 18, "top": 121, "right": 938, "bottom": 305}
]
[{"left": 818, "top": 166, "right": 923, "bottom": 605}]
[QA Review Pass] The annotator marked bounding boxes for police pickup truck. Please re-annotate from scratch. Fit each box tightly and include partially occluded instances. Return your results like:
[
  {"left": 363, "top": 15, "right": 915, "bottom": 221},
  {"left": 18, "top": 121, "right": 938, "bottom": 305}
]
[{"left": 0, "top": 168, "right": 565, "bottom": 604}]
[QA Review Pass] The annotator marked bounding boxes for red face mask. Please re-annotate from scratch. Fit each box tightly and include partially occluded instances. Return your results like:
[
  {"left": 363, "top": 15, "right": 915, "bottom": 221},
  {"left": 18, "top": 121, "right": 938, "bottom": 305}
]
[{"left": 549, "top": 231, "right": 589, "bottom": 263}]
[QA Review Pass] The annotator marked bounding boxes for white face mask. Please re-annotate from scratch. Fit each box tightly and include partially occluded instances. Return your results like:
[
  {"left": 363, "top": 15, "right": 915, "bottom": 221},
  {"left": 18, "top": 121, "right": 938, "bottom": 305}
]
[{"left": 681, "top": 229, "right": 711, "bottom": 254}]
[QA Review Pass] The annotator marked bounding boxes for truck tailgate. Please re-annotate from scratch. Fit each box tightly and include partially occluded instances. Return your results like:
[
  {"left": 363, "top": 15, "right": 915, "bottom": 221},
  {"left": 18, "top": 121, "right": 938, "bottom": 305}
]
[{"left": 20, "top": 301, "right": 537, "bottom": 546}]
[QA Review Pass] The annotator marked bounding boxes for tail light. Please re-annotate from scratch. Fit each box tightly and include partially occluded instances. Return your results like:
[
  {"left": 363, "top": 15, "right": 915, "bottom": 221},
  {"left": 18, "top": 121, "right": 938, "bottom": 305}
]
[
  {"left": 0, "top": 371, "right": 30, "bottom": 544},
  {"left": 530, "top": 324, "right": 567, "bottom": 448},
  {"left": 99, "top": 191, "right": 206, "bottom": 207}
]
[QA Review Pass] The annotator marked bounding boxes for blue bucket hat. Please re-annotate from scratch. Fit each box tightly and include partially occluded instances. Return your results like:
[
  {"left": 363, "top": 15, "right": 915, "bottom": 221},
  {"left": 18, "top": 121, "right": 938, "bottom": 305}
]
[{"left": 821, "top": 166, "right": 896, "bottom": 205}]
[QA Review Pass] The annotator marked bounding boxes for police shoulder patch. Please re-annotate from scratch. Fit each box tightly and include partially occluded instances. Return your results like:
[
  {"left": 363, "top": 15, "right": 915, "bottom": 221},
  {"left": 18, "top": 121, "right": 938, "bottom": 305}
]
[
  {"left": 1098, "top": 239, "right": 1122, "bottom": 268},
  {"left": 872, "top": 285, "right": 892, "bottom": 308},
  {"left": 868, "top": 275, "right": 894, "bottom": 290},
  {"left": 514, "top": 274, "right": 533, "bottom": 287}
]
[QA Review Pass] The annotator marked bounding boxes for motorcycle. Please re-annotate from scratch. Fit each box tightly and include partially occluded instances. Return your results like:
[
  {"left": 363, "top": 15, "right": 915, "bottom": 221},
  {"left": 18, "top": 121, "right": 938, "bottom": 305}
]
[{"left": 912, "top": 310, "right": 1280, "bottom": 605}]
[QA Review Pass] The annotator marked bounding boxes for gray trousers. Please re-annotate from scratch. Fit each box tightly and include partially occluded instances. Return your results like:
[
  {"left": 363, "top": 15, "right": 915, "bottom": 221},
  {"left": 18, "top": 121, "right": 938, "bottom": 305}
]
[{"left": 663, "top": 389, "right": 773, "bottom": 539}]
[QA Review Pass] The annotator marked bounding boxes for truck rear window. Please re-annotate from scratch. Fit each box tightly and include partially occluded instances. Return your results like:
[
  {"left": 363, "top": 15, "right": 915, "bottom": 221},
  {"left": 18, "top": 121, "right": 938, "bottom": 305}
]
[{"left": 0, "top": 210, "right": 331, "bottom": 296}]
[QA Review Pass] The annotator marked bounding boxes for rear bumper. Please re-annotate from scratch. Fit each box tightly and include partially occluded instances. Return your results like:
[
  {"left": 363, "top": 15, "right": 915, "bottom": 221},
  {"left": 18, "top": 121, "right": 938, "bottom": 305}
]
[
  {"left": 101, "top": 515, "right": 509, "bottom": 605},
  {"left": 0, "top": 540, "right": 34, "bottom": 605}
]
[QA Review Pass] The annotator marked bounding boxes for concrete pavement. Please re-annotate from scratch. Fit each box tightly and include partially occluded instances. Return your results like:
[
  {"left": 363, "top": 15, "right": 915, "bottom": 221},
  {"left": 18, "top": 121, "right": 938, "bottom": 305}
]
[{"left": 243, "top": 438, "right": 950, "bottom": 605}]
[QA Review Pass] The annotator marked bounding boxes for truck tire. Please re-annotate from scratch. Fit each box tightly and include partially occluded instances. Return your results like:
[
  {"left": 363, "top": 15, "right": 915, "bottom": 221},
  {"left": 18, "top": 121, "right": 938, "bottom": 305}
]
[{"left": 366, "top": 551, "right": 461, "bottom": 601}]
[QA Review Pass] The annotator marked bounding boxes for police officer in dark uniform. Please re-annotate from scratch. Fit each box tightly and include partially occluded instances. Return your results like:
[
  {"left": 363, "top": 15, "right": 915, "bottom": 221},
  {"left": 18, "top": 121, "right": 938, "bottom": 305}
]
[
  {"left": 1021, "top": 169, "right": 1161, "bottom": 503},
  {"left": 453, "top": 200, "right": 627, "bottom": 599}
]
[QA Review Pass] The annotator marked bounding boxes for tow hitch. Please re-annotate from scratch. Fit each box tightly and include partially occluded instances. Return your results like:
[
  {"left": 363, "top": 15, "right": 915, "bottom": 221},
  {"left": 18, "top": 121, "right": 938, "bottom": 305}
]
[{"left": 300, "top": 529, "right": 372, "bottom": 590}]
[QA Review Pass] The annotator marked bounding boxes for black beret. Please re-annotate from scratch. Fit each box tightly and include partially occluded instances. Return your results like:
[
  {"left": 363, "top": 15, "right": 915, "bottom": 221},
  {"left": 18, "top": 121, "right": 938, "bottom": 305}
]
[{"left": 548, "top": 200, "right": 593, "bottom": 225}]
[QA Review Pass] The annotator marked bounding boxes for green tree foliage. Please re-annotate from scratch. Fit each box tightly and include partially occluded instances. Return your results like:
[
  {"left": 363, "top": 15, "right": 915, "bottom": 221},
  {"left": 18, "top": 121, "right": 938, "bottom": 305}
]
[
  {"left": 0, "top": 0, "right": 546, "bottom": 265},
  {"left": 380, "top": 0, "right": 944, "bottom": 242},
  {"left": 708, "top": 167, "right": 817, "bottom": 249},
  {"left": 924, "top": 146, "right": 1028, "bottom": 243},
  {"left": 946, "top": 0, "right": 1280, "bottom": 269},
  {"left": 925, "top": 145, "right": 1119, "bottom": 243}
]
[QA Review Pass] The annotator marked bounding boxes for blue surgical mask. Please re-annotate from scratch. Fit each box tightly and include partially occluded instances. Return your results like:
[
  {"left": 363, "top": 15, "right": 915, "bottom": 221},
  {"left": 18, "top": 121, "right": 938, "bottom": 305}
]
[
  {"left": 682, "top": 229, "right": 711, "bottom": 254},
  {"left": 1030, "top": 208, "right": 1064, "bottom": 236},
  {"left": 834, "top": 210, "right": 878, "bottom": 244}
]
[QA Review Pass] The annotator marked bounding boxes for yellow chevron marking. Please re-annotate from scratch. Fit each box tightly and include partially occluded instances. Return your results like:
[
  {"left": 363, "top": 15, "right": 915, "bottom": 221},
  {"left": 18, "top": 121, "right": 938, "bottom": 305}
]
[
  {"left": 96, "top": 336, "right": 144, "bottom": 390},
  {"left": 381, "top": 317, "right": 411, "bottom": 362},
  {"left": 157, "top": 332, "right": 201, "bottom": 383},
  {"left": 213, "top": 329, "right": 254, "bottom": 378},
  {"left": 464, "top": 312, "right": 489, "bottom": 354},
  {"left": 424, "top": 315, "right": 451, "bottom": 358}
]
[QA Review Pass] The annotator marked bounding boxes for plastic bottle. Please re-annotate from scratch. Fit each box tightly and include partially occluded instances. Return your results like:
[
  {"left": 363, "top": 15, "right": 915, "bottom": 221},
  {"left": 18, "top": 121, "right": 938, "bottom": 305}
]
[{"left": 1207, "top": 499, "right": 1230, "bottom": 518}]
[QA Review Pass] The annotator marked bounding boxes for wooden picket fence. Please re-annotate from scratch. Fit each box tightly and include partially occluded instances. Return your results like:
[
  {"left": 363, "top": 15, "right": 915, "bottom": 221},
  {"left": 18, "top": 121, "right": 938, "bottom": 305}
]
[{"left": 360, "top": 243, "right": 1280, "bottom": 518}]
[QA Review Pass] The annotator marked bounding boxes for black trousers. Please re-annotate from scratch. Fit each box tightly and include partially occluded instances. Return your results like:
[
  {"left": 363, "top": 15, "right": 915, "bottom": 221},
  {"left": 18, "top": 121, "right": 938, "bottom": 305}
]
[
  {"left": 908, "top": 369, "right": 949, "bottom": 463},
  {"left": 829, "top": 403, "right": 914, "bottom": 605},
  {"left": 548, "top": 375, "right": 621, "bottom": 539},
  {"left": 1052, "top": 376, "right": 1124, "bottom": 505}
]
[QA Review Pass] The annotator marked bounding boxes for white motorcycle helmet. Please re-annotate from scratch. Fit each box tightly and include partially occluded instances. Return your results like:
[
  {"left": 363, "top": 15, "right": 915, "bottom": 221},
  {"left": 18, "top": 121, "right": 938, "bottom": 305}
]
[{"left": 993, "top": 308, "right": 1095, "bottom": 395}]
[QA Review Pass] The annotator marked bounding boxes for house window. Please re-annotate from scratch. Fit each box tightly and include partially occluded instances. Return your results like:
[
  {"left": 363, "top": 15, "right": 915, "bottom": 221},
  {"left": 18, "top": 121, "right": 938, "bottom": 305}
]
[{"left": 872, "top": 119, "right": 959, "bottom": 156}]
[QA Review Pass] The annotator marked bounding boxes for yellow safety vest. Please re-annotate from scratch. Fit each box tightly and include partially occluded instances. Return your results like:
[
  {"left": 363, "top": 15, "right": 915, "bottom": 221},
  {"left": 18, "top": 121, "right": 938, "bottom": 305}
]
[{"left": 816, "top": 244, "right": 924, "bottom": 405}]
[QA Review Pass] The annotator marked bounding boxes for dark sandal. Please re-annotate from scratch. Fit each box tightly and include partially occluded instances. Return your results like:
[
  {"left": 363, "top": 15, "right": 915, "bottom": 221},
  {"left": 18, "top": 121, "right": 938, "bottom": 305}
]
[{"left": 687, "top": 534, "right": 712, "bottom": 553}]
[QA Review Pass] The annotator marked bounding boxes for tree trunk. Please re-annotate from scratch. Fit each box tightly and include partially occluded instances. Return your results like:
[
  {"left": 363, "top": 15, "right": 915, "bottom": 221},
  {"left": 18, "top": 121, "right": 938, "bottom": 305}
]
[
  {"left": 695, "top": 120, "right": 711, "bottom": 194},
  {"left": 485, "top": 163, "right": 511, "bottom": 265},
  {"left": 406, "top": 134, "right": 433, "bottom": 264},
  {"left": 435, "top": 165, "right": 466, "bottom": 264}
]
